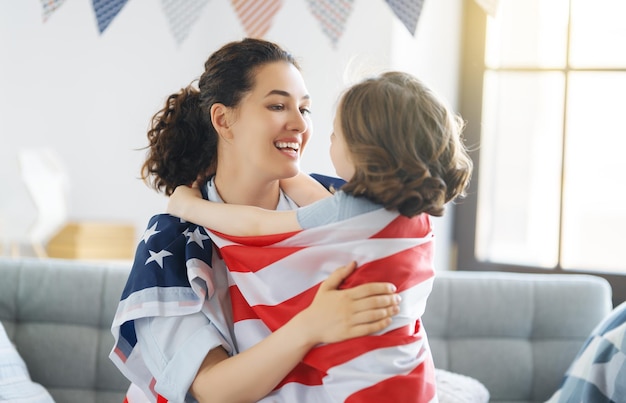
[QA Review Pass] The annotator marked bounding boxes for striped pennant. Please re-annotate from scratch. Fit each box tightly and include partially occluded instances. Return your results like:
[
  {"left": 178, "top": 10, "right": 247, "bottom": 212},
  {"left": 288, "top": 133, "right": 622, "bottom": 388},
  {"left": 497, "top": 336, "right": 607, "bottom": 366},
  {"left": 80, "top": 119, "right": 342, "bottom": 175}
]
[
  {"left": 40, "top": 0, "right": 67, "bottom": 21},
  {"left": 91, "top": 0, "right": 129, "bottom": 33},
  {"left": 160, "top": 0, "right": 210, "bottom": 45},
  {"left": 305, "top": 0, "right": 354, "bottom": 47},
  {"left": 385, "top": 0, "right": 425, "bottom": 36},
  {"left": 231, "top": 0, "right": 283, "bottom": 39}
]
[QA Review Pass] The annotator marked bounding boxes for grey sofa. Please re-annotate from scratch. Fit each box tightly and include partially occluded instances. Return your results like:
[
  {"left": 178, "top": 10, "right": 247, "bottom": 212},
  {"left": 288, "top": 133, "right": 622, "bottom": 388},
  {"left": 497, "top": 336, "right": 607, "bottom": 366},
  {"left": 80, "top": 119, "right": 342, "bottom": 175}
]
[{"left": 0, "top": 257, "right": 613, "bottom": 403}]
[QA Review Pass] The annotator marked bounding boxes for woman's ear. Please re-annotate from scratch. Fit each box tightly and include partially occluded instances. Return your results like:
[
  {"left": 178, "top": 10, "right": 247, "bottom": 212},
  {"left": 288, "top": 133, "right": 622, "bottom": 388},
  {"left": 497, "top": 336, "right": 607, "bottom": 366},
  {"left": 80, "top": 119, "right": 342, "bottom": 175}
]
[{"left": 210, "top": 103, "right": 234, "bottom": 140}]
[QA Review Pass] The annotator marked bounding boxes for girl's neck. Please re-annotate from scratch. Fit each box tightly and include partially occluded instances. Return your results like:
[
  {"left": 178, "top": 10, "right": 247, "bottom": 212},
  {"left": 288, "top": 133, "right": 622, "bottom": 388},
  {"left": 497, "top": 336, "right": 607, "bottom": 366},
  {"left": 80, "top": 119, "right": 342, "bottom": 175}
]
[{"left": 213, "top": 169, "right": 281, "bottom": 210}]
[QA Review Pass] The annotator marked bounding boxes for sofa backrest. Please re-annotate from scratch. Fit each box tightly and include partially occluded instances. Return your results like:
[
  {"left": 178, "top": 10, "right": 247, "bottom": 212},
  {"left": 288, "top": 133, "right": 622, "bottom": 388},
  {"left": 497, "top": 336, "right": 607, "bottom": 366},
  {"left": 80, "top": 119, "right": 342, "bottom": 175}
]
[
  {"left": 422, "top": 270, "right": 613, "bottom": 403},
  {"left": 0, "top": 257, "right": 130, "bottom": 403},
  {"left": 0, "top": 258, "right": 614, "bottom": 403}
]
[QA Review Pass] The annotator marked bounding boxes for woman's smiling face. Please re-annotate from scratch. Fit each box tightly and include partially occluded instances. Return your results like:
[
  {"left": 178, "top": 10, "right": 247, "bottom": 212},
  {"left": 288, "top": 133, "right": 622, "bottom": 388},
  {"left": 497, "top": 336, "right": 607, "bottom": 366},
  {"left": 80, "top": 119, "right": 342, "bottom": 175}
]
[{"left": 227, "top": 61, "right": 312, "bottom": 181}]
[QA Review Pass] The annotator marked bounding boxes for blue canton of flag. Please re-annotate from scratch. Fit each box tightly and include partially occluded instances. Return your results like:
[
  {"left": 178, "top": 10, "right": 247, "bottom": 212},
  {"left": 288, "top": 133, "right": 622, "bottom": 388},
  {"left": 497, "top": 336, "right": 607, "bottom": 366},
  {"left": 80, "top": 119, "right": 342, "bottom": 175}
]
[
  {"left": 119, "top": 214, "right": 212, "bottom": 299},
  {"left": 110, "top": 212, "right": 215, "bottom": 402}
]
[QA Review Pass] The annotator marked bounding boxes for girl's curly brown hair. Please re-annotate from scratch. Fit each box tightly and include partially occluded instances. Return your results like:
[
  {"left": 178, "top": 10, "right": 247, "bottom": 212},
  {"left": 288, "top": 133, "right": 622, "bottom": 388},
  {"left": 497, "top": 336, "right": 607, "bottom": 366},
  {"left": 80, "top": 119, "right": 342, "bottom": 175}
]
[{"left": 339, "top": 71, "right": 472, "bottom": 218}]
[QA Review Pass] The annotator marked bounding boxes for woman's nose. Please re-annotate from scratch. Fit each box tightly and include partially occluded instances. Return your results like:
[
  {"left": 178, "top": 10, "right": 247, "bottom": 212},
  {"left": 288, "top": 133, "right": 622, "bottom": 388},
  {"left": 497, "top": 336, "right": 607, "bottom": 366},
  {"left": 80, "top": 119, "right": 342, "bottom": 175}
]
[{"left": 287, "top": 110, "right": 308, "bottom": 133}]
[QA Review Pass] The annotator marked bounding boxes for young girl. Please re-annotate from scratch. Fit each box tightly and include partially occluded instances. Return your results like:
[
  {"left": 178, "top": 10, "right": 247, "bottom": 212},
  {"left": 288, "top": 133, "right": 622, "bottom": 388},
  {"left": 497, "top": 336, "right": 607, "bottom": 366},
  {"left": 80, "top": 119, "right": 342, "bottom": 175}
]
[{"left": 168, "top": 71, "right": 473, "bottom": 402}]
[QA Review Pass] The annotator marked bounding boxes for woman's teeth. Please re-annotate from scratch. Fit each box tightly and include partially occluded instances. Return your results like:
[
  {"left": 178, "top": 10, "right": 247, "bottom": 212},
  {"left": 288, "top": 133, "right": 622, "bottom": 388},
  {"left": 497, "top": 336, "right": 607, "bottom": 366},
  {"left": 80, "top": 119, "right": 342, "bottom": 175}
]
[{"left": 275, "top": 141, "right": 300, "bottom": 150}]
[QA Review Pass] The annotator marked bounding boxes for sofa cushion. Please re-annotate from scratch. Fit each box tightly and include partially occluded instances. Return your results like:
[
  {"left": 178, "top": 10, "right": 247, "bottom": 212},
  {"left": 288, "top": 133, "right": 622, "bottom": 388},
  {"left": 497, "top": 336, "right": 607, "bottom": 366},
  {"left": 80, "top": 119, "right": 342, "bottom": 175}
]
[
  {"left": 0, "top": 257, "right": 130, "bottom": 403},
  {"left": 0, "top": 322, "right": 53, "bottom": 402},
  {"left": 423, "top": 270, "right": 612, "bottom": 403}
]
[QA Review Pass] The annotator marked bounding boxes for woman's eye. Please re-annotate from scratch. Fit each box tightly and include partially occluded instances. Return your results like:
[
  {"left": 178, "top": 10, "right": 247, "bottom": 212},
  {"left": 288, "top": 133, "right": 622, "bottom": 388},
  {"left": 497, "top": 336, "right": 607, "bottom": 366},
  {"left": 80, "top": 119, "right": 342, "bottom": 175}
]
[
  {"left": 300, "top": 108, "right": 312, "bottom": 115},
  {"left": 269, "top": 104, "right": 284, "bottom": 111}
]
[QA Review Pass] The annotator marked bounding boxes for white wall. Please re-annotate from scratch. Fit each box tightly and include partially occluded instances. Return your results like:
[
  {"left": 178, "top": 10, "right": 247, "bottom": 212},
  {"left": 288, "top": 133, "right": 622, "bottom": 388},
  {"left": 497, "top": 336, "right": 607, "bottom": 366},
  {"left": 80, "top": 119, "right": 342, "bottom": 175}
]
[{"left": 0, "top": 0, "right": 462, "bottom": 269}]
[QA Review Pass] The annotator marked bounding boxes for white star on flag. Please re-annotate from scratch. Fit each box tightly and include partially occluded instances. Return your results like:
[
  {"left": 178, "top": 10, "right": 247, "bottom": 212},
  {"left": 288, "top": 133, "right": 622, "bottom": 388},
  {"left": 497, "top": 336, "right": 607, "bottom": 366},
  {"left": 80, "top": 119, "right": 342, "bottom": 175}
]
[
  {"left": 145, "top": 249, "right": 173, "bottom": 268},
  {"left": 141, "top": 222, "right": 160, "bottom": 244},
  {"left": 186, "top": 227, "right": 210, "bottom": 248}
]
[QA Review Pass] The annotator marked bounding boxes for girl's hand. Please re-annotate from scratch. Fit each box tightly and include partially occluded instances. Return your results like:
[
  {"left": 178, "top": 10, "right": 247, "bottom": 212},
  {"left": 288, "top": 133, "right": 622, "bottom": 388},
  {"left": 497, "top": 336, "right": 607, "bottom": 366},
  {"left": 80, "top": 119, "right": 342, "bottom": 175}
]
[
  {"left": 167, "top": 185, "right": 202, "bottom": 218},
  {"left": 295, "top": 261, "right": 400, "bottom": 345}
]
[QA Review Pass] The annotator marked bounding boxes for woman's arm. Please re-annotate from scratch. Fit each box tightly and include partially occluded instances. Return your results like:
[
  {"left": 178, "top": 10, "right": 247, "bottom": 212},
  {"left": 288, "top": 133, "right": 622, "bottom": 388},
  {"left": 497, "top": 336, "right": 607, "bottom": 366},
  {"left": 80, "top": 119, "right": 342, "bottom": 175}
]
[
  {"left": 190, "top": 261, "right": 400, "bottom": 403},
  {"left": 280, "top": 172, "right": 332, "bottom": 206},
  {"left": 168, "top": 186, "right": 301, "bottom": 236}
]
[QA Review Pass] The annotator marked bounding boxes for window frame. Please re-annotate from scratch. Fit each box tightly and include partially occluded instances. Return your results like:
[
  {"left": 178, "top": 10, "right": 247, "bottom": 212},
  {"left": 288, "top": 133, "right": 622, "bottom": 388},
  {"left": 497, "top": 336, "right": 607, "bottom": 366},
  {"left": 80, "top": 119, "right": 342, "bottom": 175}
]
[{"left": 454, "top": 0, "right": 626, "bottom": 307}]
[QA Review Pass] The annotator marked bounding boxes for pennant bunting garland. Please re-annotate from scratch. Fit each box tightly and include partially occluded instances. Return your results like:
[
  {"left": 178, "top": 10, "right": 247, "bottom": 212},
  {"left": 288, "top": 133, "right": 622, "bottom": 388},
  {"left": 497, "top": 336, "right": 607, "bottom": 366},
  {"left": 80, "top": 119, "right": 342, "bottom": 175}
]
[
  {"left": 92, "top": 0, "right": 129, "bottom": 33},
  {"left": 42, "top": 0, "right": 437, "bottom": 48},
  {"left": 474, "top": 0, "right": 500, "bottom": 17},
  {"left": 40, "top": 0, "right": 67, "bottom": 22},
  {"left": 385, "top": 0, "right": 424, "bottom": 36},
  {"left": 305, "top": 0, "right": 355, "bottom": 47},
  {"left": 160, "top": 0, "right": 210, "bottom": 45},
  {"left": 231, "top": 0, "right": 283, "bottom": 39}
]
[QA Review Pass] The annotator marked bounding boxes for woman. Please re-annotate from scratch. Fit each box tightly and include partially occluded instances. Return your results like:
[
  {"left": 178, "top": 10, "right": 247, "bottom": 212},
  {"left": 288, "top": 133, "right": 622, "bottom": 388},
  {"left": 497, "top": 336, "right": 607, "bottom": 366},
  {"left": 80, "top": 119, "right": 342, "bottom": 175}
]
[
  {"left": 168, "top": 71, "right": 473, "bottom": 402},
  {"left": 109, "top": 38, "right": 401, "bottom": 403}
]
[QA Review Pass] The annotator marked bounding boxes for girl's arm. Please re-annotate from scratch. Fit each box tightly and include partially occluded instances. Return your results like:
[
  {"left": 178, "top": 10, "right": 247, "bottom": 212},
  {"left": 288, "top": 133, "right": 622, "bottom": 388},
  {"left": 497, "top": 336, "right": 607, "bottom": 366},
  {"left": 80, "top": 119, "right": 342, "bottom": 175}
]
[
  {"left": 168, "top": 186, "right": 301, "bottom": 236},
  {"left": 190, "top": 261, "right": 400, "bottom": 403},
  {"left": 280, "top": 172, "right": 332, "bottom": 207}
]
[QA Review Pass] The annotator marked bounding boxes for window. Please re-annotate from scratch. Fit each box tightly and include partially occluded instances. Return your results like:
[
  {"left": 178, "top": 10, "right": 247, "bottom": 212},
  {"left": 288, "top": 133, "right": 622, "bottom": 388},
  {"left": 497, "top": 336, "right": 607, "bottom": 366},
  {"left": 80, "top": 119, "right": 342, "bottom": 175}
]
[{"left": 456, "top": 0, "right": 626, "bottom": 306}]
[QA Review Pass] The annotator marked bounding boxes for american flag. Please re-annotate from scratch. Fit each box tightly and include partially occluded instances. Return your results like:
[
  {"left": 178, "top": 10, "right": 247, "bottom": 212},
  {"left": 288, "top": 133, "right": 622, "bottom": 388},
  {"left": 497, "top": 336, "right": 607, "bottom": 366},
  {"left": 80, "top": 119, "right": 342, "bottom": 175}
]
[
  {"left": 110, "top": 175, "right": 438, "bottom": 402},
  {"left": 210, "top": 208, "right": 438, "bottom": 402}
]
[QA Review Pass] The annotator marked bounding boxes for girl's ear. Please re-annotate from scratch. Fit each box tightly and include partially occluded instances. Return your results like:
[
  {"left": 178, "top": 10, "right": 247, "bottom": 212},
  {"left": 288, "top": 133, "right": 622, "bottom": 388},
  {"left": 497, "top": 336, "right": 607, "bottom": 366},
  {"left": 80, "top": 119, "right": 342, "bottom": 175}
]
[{"left": 210, "top": 103, "right": 234, "bottom": 140}]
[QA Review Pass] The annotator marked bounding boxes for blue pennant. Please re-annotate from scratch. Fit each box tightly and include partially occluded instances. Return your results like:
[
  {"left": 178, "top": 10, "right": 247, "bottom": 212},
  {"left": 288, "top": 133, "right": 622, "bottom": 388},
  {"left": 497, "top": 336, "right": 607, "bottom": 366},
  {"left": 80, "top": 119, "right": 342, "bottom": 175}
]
[
  {"left": 92, "top": 0, "right": 129, "bottom": 33},
  {"left": 385, "top": 0, "right": 425, "bottom": 36}
]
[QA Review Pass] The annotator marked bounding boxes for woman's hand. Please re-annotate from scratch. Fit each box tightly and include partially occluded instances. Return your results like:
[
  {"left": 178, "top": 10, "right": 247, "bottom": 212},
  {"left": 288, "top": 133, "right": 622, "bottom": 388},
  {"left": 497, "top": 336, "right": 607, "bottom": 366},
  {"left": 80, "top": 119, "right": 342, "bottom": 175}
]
[
  {"left": 167, "top": 185, "right": 202, "bottom": 219},
  {"left": 295, "top": 261, "right": 400, "bottom": 345},
  {"left": 191, "top": 261, "right": 399, "bottom": 403}
]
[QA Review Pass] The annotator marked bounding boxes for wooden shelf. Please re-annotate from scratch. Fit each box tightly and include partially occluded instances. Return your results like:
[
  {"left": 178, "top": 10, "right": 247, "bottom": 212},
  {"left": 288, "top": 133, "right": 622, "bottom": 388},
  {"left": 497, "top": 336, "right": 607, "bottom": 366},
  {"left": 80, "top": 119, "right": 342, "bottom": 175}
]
[{"left": 46, "top": 221, "right": 135, "bottom": 260}]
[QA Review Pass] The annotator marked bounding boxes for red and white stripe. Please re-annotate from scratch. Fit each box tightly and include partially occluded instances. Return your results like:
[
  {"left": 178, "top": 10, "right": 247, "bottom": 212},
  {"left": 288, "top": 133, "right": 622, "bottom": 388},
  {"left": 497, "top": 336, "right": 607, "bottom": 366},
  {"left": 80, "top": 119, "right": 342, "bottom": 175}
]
[{"left": 209, "top": 208, "right": 438, "bottom": 402}]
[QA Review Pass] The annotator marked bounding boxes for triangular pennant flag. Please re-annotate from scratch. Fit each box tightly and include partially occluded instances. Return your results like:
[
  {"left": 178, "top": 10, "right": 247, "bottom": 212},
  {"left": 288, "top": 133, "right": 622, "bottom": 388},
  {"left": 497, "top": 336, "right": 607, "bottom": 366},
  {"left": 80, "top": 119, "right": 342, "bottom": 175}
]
[
  {"left": 160, "top": 0, "right": 210, "bottom": 45},
  {"left": 92, "top": 0, "right": 129, "bottom": 33},
  {"left": 474, "top": 0, "right": 500, "bottom": 17},
  {"left": 40, "top": 0, "right": 67, "bottom": 22},
  {"left": 385, "top": 0, "right": 425, "bottom": 36},
  {"left": 231, "top": 0, "right": 283, "bottom": 39},
  {"left": 305, "top": 0, "right": 355, "bottom": 47}
]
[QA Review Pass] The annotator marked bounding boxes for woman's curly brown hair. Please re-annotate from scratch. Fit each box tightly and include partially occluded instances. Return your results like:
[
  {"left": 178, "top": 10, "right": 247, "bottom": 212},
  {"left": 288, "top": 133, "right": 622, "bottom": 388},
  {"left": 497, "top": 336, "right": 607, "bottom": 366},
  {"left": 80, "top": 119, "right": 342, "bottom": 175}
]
[
  {"left": 141, "top": 38, "right": 299, "bottom": 195},
  {"left": 339, "top": 71, "right": 473, "bottom": 218}
]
